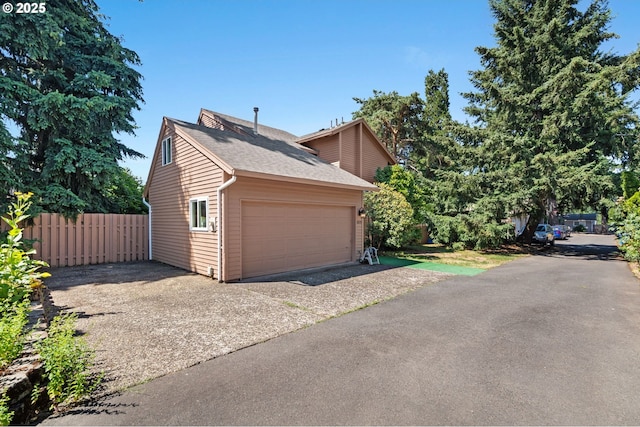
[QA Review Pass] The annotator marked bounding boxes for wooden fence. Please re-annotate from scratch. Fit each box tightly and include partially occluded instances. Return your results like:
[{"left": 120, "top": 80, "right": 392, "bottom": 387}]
[{"left": 2, "top": 213, "right": 149, "bottom": 268}]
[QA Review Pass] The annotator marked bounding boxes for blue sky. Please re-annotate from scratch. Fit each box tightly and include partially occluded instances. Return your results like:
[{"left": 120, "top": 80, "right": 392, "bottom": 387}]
[{"left": 96, "top": 0, "right": 640, "bottom": 182}]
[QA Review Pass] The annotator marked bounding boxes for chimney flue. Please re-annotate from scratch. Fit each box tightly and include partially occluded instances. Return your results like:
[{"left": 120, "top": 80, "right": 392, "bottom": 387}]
[{"left": 253, "top": 107, "right": 259, "bottom": 135}]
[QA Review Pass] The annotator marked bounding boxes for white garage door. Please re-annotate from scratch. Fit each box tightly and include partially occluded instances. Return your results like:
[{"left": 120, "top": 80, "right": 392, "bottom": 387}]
[{"left": 241, "top": 202, "right": 354, "bottom": 278}]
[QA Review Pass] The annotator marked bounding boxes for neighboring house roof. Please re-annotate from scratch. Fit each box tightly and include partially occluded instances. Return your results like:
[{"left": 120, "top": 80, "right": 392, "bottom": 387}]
[
  {"left": 296, "top": 118, "right": 396, "bottom": 165},
  {"left": 563, "top": 213, "right": 597, "bottom": 221},
  {"left": 157, "top": 117, "right": 378, "bottom": 192}
]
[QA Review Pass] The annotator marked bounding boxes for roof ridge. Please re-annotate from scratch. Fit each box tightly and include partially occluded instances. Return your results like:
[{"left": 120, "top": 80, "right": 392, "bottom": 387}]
[
  {"left": 296, "top": 118, "right": 363, "bottom": 141},
  {"left": 201, "top": 109, "right": 299, "bottom": 139}
]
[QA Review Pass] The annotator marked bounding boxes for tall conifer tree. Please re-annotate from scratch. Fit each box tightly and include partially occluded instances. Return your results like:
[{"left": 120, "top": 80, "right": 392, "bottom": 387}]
[
  {"left": 0, "top": 0, "right": 144, "bottom": 215},
  {"left": 353, "top": 90, "right": 423, "bottom": 162},
  {"left": 461, "top": 0, "right": 639, "bottom": 241}
]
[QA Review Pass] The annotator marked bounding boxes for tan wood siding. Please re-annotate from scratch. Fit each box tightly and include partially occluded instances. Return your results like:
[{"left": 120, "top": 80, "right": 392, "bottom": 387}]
[
  {"left": 361, "top": 130, "right": 392, "bottom": 182},
  {"left": 147, "top": 127, "right": 223, "bottom": 276},
  {"left": 302, "top": 122, "right": 391, "bottom": 183},
  {"left": 223, "top": 177, "right": 364, "bottom": 281},
  {"left": 339, "top": 125, "right": 360, "bottom": 178},
  {"left": 198, "top": 111, "right": 229, "bottom": 132},
  {"left": 304, "top": 135, "right": 340, "bottom": 166},
  {"left": 198, "top": 112, "right": 217, "bottom": 129}
]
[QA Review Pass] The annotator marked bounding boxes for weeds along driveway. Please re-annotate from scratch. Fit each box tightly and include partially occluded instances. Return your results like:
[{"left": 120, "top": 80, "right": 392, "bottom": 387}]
[{"left": 45, "top": 261, "right": 453, "bottom": 396}]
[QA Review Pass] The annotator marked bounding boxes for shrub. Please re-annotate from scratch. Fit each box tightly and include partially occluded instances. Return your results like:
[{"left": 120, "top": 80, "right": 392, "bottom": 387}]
[
  {"left": 0, "top": 191, "right": 51, "bottom": 425},
  {"left": 0, "top": 192, "right": 100, "bottom": 415},
  {"left": 36, "top": 313, "right": 101, "bottom": 409},
  {"left": 0, "top": 192, "right": 50, "bottom": 308},
  {"left": 0, "top": 191, "right": 51, "bottom": 369},
  {"left": 374, "top": 165, "right": 431, "bottom": 222},
  {"left": 610, "top": 188, "right": 640, "bottom": 263},
  {"left": 427, "top": 213, "right": 513, "bottom": 250},
  {"left": 364, "top": 183, "right": 416, "bottom": 249},
  {"left": 573, "top": 224, "right": 586, "bottom": 232},
  {"left": 0, "top": 393, "right": 13, "bottom": 426},
  {"left": 0, "top": 302, "right": 28, "bottom": 369}
]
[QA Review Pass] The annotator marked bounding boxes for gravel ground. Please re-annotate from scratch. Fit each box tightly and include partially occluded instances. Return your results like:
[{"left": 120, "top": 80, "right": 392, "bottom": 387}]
[{"left": 45, "top": 261, "right": 452, "bottom": 396}]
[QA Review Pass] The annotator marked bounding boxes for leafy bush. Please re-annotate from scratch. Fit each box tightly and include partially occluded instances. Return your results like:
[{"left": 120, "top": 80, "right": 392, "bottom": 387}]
[
  {"left": 609, "top": 187, "right": 640, "bottom": 263},
  {"left": 573, "top": 224, "right": 586, "bottom": 232},
  {"left": 0, "top": 192, "right": 51, "bottom": 371},
  {"left": 0, "top": 303, "right": 28, "bottom": 369},
  {"left": 0, "top": 192, "right": 100, "bottom": 417},
  {"left": 621, "top": 171, "right": 640, "bottom": 199},
  {"left": 374, "top": 165, "right": 431, "bottom": 222},
  {"left": 615, "top": 213, "right": 640, "bottom": 262},
  {"left": 0, "top": 191, "right": 52, "bottom": 424},
  {"left": 0, "top": 193, "right": 98, "bottom": 424},
  {"left": 36, "top": 313, "right": 101, "bottom": 409},
  {"left": 427, "top": 213, "right": 513, "bottom": 250},
  {"left": 364, "top": 183, "right": 416, "bottom": 249},
  {"left": 426, "top": 214, "right": 462, "bottom": 247},
  {"left": 0, "top": 393, "right": 13, "bottom": 426},
  {"left": 0, "top": 192, "right": 50, "bottom": 307}
]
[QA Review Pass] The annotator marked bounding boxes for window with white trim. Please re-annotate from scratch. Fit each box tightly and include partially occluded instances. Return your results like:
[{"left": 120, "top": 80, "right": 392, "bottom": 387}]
[
  {"left": 161, "top": 137, "right": 172, "bottom": 165},
  {"left": 189, "top": 197, "right": 208, "bottom": 231}
]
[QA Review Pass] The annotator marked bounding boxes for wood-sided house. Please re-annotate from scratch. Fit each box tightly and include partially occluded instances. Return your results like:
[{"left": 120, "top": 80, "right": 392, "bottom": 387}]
[{"left": 143, "top": 108, "right": 395, "bottom": 281}]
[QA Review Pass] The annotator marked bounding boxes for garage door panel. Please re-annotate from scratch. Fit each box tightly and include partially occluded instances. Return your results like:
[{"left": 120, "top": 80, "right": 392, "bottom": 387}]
[
  {"left": 254, "top": 205, "right": 283, "bottom": 218},
  {"left": 242, "top": 202, "right": 354, "bottom": 278},
  {"left": 288, "top": 221, "right": 308, "bottom": 235}
]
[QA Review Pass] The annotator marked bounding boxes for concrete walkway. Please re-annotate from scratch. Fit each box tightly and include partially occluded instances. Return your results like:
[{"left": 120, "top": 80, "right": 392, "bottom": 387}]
[{"left": 41, "top": 234, "right": 640, "bottom": 425}]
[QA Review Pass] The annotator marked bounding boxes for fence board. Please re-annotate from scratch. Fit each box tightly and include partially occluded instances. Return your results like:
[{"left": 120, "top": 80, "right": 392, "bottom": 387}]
[
  {"left": 75, "top": 216, "right": 83, "bottom": 266},
  {"left": 1, "top": 213, "right": 148, "bottom": 267}
]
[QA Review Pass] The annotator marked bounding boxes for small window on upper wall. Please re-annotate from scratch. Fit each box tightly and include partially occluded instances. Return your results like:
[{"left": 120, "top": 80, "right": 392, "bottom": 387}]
[{"left": 161, "top": 137, "right": 172, "bottom": 165}]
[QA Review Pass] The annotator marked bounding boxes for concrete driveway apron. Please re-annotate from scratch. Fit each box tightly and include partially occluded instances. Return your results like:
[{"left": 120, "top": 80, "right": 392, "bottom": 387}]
[{"left": 41, "top": 234, "right": 640, "bottom": 425}]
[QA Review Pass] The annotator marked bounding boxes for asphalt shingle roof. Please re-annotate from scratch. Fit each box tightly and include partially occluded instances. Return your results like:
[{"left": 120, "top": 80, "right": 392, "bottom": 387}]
[
  {"left": 169, "top": 117, "right": 377, "bottom": 191},
  {"left": 200, "top": 109, "right": 300, "bottom": 144}
]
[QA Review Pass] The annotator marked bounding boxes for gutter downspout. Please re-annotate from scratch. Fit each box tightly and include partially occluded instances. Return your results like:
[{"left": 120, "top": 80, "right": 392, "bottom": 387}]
[
  {"left": 216, "top": 175, "right": 236, "bottom": 282},
  {"left": 142, "top": 197, "right": 152, "bottom": 260}
]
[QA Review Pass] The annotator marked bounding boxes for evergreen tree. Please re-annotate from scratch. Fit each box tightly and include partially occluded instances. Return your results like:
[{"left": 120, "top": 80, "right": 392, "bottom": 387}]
[
  {"left": 0, "top": 0, "right": 144, "bottom": 216},
  {"left": 461, "top": 0, "right": 640, "bottom": 242},
  {"left": 353, "top": 90, "right": 423, "bottom": 162},
  {"left": 412, "top": 69, "right": 471, "bottom": 219},
  {"left": 415, "top": 70, "right": 452, "bottom": 172},
  {"left": 104, "top": 168, "right": 146, "bottom": 214}
]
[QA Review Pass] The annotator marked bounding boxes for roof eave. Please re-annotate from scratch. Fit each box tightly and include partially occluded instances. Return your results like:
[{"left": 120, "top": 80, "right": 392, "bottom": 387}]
[
  {"left": 296, "top": 118, "right": 396, "bottom": 165},
  {"left": 169, "top": 119, "right": 235, "bottom": 175},
  {"left": 143, "top": 117, "right": 172, "bottom": 198},
  {"left": 234, "top": 169, "right": 378, "bottom": 192}
]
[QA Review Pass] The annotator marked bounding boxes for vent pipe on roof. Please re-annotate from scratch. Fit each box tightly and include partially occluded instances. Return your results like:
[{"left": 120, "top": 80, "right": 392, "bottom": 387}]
[{"left": 253, "top": 107, "right": 259, "bottom": 135}]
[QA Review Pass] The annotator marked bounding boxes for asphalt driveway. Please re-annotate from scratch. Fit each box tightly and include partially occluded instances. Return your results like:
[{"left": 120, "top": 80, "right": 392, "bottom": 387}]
[{"left": 42, "top": 234, "right": 640, "bottom": 425}]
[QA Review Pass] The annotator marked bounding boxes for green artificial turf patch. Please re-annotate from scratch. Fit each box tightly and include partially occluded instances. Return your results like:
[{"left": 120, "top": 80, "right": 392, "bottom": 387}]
[{"left": 378, "top": 256, "right": 486, "bottom": 276}]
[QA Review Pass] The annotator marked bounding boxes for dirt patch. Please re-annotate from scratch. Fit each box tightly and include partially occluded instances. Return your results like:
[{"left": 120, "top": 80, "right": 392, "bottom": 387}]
[{"left": 45, "top": 261, "right": 451, "bottom": 396}]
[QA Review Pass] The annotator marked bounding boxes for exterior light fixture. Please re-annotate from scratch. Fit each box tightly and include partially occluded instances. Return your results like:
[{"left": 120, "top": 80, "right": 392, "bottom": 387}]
[{"left": 358, "top": 207, "right": 366, "bottom": 218}]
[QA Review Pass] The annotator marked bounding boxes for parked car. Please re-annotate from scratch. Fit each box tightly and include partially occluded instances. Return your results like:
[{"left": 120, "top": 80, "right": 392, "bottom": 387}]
[
  {"left": 533, "top": 224, "right": 555, "bottom": 246},
  {"left": 562, "top": 224, "right": 571, "bottom": 238},
  {"left": 553, "top": 225, "right": 567, "bottom": 240}
]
